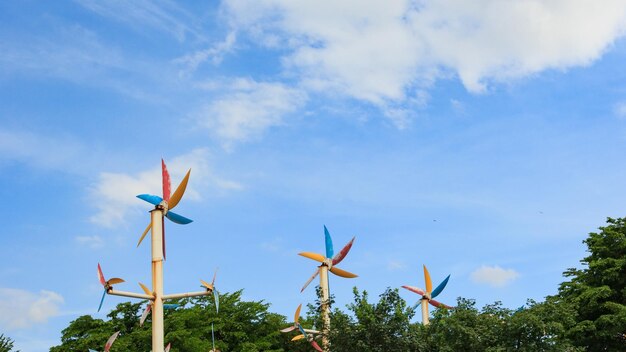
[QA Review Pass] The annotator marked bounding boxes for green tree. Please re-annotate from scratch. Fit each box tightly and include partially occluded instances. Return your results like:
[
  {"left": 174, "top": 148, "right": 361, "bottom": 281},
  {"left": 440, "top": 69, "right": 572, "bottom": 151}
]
[
  {"left": 557, "top": 217, "right": 626, "bottom": 350},
  {"left": 0, "top": 333, "right": 18, "bottom": 352}
]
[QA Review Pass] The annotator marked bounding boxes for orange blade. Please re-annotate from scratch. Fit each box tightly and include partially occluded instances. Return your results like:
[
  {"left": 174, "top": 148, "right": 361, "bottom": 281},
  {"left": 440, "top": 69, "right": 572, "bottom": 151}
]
[
  {"left": 423, "top": 265, "right": 432, "bottom": 294},
  {"left": 330, "top": 266, "right": 358, "bottom": 278},
  {"left": 139, "top": 282, "right": 153, "bottom": 296},
  {"left": 200, "top": 279, "right": 213, "bottom": 291},
  {"left": 137, "top": 223, "right": 151, "bottom": 247},
  {"left": 168, "top": 169, "right": 191, "bottom": 210},
  {"left": 294, "top": 304, "right": 302, "bottom": 323},
  {"left": 291, "top": 334, "right": 305, "bottom": 341},
  {"left": 107, "top": 278, "right": 125, "bottom": 286},
  {"left": 298, "top": 252, "right": 325, "bottom": 263}
]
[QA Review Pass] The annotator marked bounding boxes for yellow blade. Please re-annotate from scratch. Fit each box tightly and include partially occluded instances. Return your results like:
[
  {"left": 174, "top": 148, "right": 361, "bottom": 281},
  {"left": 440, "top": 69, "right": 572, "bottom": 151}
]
[
  {"left": 298, "top": 252, "right": 325, "bottom": 263},
  {"left": 330, "top": 266, "right": 358, "bottom": 278},
  {"left": 137, "top": 223, "right": 151, "bottom": 247},
  {"left": 107, "top": 278, "right": 125, "bottom": 285},
  {"left": 294, "top": 304, "right": 302, "bottom": 323},
  {"left": 168, "top": 169, "right": 191, "bottom": 210},
  {"left": 200, "top": 279, "right": 213, "bottom": 291},
  {"left": 138, "top": 282, "right": 153, "bottom": 296},
  {"left": 291, "top": 334, "right": 305, "bottom": 341},
  {"left": 424, "top": 265, "right": 432, "bottom": 293}
]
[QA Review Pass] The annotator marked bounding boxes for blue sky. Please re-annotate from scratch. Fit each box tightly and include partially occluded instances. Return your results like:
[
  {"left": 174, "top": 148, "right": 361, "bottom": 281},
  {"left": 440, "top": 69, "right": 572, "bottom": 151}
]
[{"left": 2, "top": 1, "right": 626, "bottom": 350}]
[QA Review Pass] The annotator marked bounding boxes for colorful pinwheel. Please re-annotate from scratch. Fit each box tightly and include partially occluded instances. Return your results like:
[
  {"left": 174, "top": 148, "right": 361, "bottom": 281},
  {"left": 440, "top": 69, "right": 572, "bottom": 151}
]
[
  {"left": 201, "top": 269, "right": 220, "bottom": 351},
  {"left": 401, "top": 265, "right": 452, "bottom": 324},
  {"left": 136, "top": 159, "right": 192, "bottom": 259},
  {"left": 137, "top": 282, "right": 180, "bottom": 327},
  {"left": 97, "top": 263, "right": 124, "bottom": 312},
  {"left": 299, "top": 225, "right": 357, "bottom": 292},
  {"left": 281, "top": 304, "right": 322, "bottom": 352}
]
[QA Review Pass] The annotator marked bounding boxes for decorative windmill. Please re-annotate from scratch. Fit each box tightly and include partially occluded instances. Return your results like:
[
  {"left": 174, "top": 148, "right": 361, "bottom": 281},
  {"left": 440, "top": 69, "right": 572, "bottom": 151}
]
[
  {"left": 200, "top": 269, "right": 220, "bottom": 352},
  {"left": 401, "top": 265, "right": 452, "bottom": 325},
  {"left": 97, "top": 160, "right": 216, "bottom": 352},
  {"left": 97, "top": 264, "right": 124, "bottom": 312},
  {"left": 281, "top": 304, "right": 322, "bottom": 352},
  {"left": 299, "top": 225, "right": 357, "bottom": 351},
  {"left": 88, "top": 330, "right": 120, "bottom": 352}
]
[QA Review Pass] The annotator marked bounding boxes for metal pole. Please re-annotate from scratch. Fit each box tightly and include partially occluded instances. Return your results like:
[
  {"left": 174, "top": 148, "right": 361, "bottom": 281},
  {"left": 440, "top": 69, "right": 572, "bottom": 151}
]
[
  {"left": 151, "top": 208, "right": 164, "bottom": 352},
  {"left": 319, "top": 264, "right": 330, "bottom": 352},
  {"left": 421, "top": 298, "right": 429, "bottom": 325}
]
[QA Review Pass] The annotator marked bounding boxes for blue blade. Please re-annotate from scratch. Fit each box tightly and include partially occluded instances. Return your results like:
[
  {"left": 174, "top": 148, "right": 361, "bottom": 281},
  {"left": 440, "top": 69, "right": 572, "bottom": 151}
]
[
  {"left": 211, "top": 323, "right": 215, "bottom": 350},
  {"left": 431, "top": 275, "right": 450, "bottom": 299},
  {"left": 412, "top": 300, "right": 422, "bottom": 310},
  {"left": 298, "top": 323, "right": 308, "bottom": 338},
  {"left": 137, "top": 194, "right": 163, "bottom": 206},
  {"left": 89, "top": 349, "right": 98, "bottom": 352},
  {"left": 98, "top": 289, "right": 106, "bottom": 312},
  {"left": 324, "top": 225, "right": 334, "bottom": 258},
  {"left": 214, "top": 290, "right": 220, "bottom": 313},
  {"left": 166, "top": 211, "right": 193, "bottom": 224},
  {"left": 164, "top": 304, "right": 180, "bottom": 309}
]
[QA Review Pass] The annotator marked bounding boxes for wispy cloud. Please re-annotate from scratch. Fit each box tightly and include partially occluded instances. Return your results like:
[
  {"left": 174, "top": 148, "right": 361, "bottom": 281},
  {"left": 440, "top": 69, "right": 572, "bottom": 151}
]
[
  {"left": 196, "top": 78, "right": 307, "bottom": 147},
  {"left": 223, "top": 0, "right": 626, "bottom": 121},
  {"left": 0, "top": 288, "right": 64, "bottom": 330},
  {"left": 614, "top": 101, "right": 626, "bottom": 119},
  {"left": 175, "top": 32, "right": 238, "bottom": 75},
  {"left": 470, "top": 265, "right": 519, "bottom": 288},
  {"left": 387, "top": 260, "right": 407, "bottom": 271},
  {"left": 75, "top": 235, "right": 104, "bottom": 249}
]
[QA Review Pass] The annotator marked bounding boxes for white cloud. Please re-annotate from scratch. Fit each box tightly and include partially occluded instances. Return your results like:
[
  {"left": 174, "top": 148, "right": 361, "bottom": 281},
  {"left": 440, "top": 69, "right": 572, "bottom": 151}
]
[
  {"left": 470, "top": 265, "right": 519, "bottom": 288},
  {"left": 614, "top": 101, "right": 626, "bottom": 119},
  {"left": 223, "top": 0, "right": 626, "bottom": 118},
  {"left": 0, "top": 288, "right": 64, "bottom": 330},
  {"left": 89, "top": 149, "right": 242, "bottom": 227},
  {"left": 75, "top": 235, "right": 104, "bottom": 249},
  {"left": 387, "top": 260, "right": 407, "bottom": 271},
  {"left": 175, "top": 32, "right": 237, "bottom": 75},
  {"left": 196, "top": 78, "right": 307, "bottom": 146}
]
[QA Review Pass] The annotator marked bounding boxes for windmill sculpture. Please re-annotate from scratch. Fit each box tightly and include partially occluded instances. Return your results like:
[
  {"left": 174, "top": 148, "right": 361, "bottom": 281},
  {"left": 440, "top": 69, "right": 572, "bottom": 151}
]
[
  {"left": 88, "top": 330, "right": 120, "bottom": 352},
  {"left": 200, "top": 269, "right": 220, "bottom": 352},
  {"left": 401, "top": 265, "right": 452, "bottom": 325},
  {"left": 97, "top": 160, "right": 216, "bottom": 352},
  {"left": 299, "top": 226, "right": 357, "bottom": 351},
  {"left": 281, "top": 304, "right": 322, "bottom": 352}
]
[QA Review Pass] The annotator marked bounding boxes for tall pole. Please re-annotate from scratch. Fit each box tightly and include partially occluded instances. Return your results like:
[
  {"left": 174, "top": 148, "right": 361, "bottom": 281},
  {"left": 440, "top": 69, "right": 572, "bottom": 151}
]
[
  {"left": 421, "top": 298, "right": 429, "bottom": 325},
  {"left": 319, "top": 263, "right": 330, "bottom": 352},
  {"left": 151, "top": 208, "right": 164, "bottom": 352}
]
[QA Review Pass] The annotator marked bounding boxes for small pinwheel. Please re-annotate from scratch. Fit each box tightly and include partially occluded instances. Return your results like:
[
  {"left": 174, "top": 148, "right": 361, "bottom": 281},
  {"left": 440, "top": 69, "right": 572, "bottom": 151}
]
[
  {"left": 201, "top": 269, "right": 220, "bottom": 351},
  {"left": 97, "top": 263, "right": 124, "bottom": 312},
  {"left": 299, "top": 225, "right": 357, "bottom": 292},
  {"left": 137, "top": 283, "right": 180, "bottom": 327},
  {"left": 402, "top": 265, "right": 452, "bottom": 310},
  {"left": 281, "top": 304, "right": 322, "bottom": 352},
  {"left": 88, "top": 330, "right": 120, "bottom": 352},
  {"left": 136, "top": 159, "right": 192, "bottom": 259}
]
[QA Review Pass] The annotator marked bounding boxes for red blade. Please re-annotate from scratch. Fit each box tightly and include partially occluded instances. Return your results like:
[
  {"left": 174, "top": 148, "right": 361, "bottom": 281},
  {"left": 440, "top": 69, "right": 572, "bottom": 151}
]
[
  {"left": 429, "top": 299, "right": 453, "bottom": 309},
  {"left": 162, "top": 159, "right": 171, "bottom": 202},
  {"left": 311, "top": 340, "right": 323, "bottom": 352},
  {"left": 212, "top": 268, "right": 218, "bottom": 286},
  {"left": 97, "top": 263, "right": 106, "bottom": 286},
  {"left": 332, "top": 237, "right": 355, "bottom": 265},
  {"left": 104, "top": 331, "right": 120, "bottom": 352},
  {"left": 401, "top": 285, "right": 426, "bottom": 296}
]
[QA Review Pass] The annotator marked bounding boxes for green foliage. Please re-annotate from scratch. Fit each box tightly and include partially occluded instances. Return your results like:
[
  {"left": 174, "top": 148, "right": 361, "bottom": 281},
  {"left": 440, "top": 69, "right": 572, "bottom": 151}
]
[{"left": 0, "top": 334, "right": 18, "bottom": 352}]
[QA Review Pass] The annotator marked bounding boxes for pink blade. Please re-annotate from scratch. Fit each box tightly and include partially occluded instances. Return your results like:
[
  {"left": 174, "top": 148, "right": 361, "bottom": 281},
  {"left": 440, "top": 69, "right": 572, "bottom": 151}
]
[
  {"left": 311, "top": 340, "right": 323, "bottom": 352},
  {"left": 300, "top": 268, "right": 320, "bottom": 292},
  {"left": 280, "top": 325, "right": 297, "bottom": 333},
  {"left": 97, "top": 263, "right": 106, "bottom": 286},
  {"left": 162, "top": 159, "right": 171, "bottom": 202},
  {"left": 429, "top": 299, "right": 453, "bottom": 309},
  {"left": 104, "top": 331, "right": 120, "bottom": 352},
  {"left": 164, "top": 342, "right": 171, "bottom": 352},
  {"left": 332, "top": 237, "right": 355, "bottom": 265},
  {"left": 401, "top": 285, "right": 426, "bottom": 296},
  {"left": 140, "top": 305, "right": 151, "bottom": 327}
]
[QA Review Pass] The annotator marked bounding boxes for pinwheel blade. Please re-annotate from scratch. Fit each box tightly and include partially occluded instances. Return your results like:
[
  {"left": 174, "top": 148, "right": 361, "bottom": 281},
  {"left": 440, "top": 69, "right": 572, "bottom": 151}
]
[
  {"left": 137, "top": 194, "right": 163, "bottom": 206},
  {"left": 301, "top": 268, "right": 320, "bottom": 292},
  {"left": 162, "top": 217, "right": 166, "bottom": 260},
  {"left": 298, "top": 324, "right": 308, "bottom": 338},
  {"left": 412, "top": 300, "right": 422, "bottom": 310},
  {"left": 280, "top": 326, "right": 297, "bottom": 333},
  {"left": 162, "top": 159, "right": 171, "bottom": 202},
  {"left": 213, "top": 290, "right": 219, "bottom": 313},
  {"left": 211, "top": 323, "right": 216, "bottom": 351},
  {"left": 401, "top": 285, "right": 426, "bottom": 296},
  {"left": 140, "top": 305, "right": 151, "bottom": 327},
  {"left": 431, "top": 274, "right": 450, "bottom": 299},
  {"left": 200, "top": 279, "right": 213, "bottom": 291},
  {"left": 139, "top": 282, "right": 152, "bottom": 297},
  {"left": 291, "top": 334, "right": 305, "bottom": 341},
  {"left": 107, "top": 278, "right": 125, "bottom": 286},
  {"left": 89, "top": 349, "right": 97, "bottom": 352},
  {"left": 429, "top": 299, "right": 452, "bottom": 309},
  {"left": 104, "top": 331, "right": 120, "bottom": 352},
  {"left": 298, "top": 252, "right": 326, "bottom": 263},
  {"left": 329, "top": 266, "right": 358, "bottom": 278},
  {"left": 97, "top": 263, "right": 106, "bottom": 286},
  {"left": 423, "top": 265, "right": 432, "bottom": 294},
  {"left": 311, "top": 340, "right": 323, "bottom": 352},
  {"left": 294, "top": 304, "right": 302, "bottom": 323},
  {"left": 98, "top": 290, "right": 106, "bottom": 312},
  {"left": 168, "top": 169, "right": 191, "bottom": 210},
  {"left": 164, "top": 342, "right": 171, "bottom": 352},
  {"left": 211, "top": 268, "right": 218, "bottom": 286},
  {"left": 323, "top": 225, "right": 334, "bottom": 259},
  {"left": 332, "top": 237, "right": 355, "bottom": 265},
  {"left": 165, "top": 211, "right": 193, "bottom": 224},
  {"left": 137, "top": 223, "right": 151, "bottom": 247},
  {"left": 164, "top": 304, "right": 180, "bottom": 309}
]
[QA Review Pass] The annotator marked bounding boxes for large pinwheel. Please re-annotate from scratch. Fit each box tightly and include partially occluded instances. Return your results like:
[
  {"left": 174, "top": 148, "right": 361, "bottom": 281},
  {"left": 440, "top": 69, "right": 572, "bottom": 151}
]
[
  {"left": 401, "top": 265, "right": 452, "bottom": 325},
  {"left": 97, "top": 263, "right": 124, "bottom": 312},
  {"left": 136, "top": 159, "right": 192, "bottom": 259},
  {"left": 281, "top": 304, "right": 322, "bottom": 352},
  {"left": 299, "top": 225, "right": 357, "bottom": 292},
  {"left": 88, "top": 330, "right": 120, "bottom": 352}
]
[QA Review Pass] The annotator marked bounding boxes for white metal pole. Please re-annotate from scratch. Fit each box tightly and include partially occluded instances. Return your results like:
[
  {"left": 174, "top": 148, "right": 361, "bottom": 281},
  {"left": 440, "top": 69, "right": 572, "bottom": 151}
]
[
  {"left": 421, "top": 298, "right": 429, "bottom": 325},
  {"left": 319, "top": 264, "right": 330, "bottom": 352},
  {"left": 151, "top": 208, "right": 164, "bottom": 352}
]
